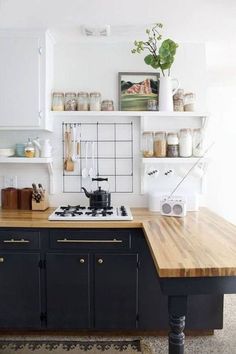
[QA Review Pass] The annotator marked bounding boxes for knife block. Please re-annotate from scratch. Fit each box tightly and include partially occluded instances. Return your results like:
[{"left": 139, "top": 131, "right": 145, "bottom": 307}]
[{"left": 32, "top": 191, "right": 49, "bottom": 211}]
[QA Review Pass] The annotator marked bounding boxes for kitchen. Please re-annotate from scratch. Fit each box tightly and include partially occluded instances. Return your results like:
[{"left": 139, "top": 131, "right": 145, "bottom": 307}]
[{"left": 0, "top": 1, "right": 236, "bottom": 354}]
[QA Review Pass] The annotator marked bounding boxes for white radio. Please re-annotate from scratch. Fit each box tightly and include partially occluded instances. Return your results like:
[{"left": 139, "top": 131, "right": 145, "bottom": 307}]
[{"left": 160, "top": 196, "right": 187, "bottom": 217}]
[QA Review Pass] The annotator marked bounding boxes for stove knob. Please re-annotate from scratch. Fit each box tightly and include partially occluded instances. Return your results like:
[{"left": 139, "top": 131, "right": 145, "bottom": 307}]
[
  {"left": 98, "top": 258, "right": 103, "bottom": 264},
  {"left": 80, "top": 258, "right": 85, "bottom": 264}
]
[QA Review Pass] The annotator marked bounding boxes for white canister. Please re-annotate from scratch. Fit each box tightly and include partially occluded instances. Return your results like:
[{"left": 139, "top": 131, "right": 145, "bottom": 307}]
[
  {"left": 41, "top": 139, "right": 52, "bottom": 158},
  {"left": 179, "top": 129, "right": 192, "bottom": 157}
]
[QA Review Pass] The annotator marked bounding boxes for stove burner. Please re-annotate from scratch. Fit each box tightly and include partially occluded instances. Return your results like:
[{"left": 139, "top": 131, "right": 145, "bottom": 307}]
[{"left": 61, "top": 205, "right": 86, "bottom": 210}]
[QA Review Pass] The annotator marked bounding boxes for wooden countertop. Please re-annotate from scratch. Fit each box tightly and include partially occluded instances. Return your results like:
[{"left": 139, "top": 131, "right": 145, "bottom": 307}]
[{"left": 0, "top": 207, "right": 236, "bottom": 279}]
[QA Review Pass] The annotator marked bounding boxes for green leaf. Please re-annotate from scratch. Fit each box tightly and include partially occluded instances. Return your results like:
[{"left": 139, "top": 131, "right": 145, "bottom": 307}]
[{"left": 144, "top": 54, "right": 154, "bottom": 65}]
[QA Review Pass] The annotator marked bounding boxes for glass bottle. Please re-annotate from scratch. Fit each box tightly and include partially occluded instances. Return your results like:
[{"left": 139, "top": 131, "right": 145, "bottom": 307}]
[
  {"left": 78, "top": 92, "right": 89, "bottom": 111},
  {"left": 65, "top": 92, "right": 77, "bottom": 111},
  {"left": 167, "top": 133, "right": 179, "bottom": 157},
  {"left": 52, "top": 92, "right": 64, "bottom": 111},
  {"left": 24, "top": 138, "right": 35, "bottom": 158},
  {"left": 90, "top": 92, "right": 101, "bottom": 111},
  {"left": 179, "top": 129, "right": 192, "bottom": 157},
  {"left": 142, "top": 132, "right": 154, "bottom": 158},
  {"left": 193, "top": 128, "right": 204, "bottom": 157},
  {"left": 154, "top": 131, "right": 166, "bottom": 157}
]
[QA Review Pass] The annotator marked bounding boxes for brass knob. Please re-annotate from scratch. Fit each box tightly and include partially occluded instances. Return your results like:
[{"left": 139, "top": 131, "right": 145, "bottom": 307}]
[
  {"left": 0, "top": 257, "right": 4, "bottom": 263},
  {"left": 80, "top": 258, "right": 85, "bottom": 264},
  {"left": 98, "top": 259, "right": 103, "bottom": 264}
]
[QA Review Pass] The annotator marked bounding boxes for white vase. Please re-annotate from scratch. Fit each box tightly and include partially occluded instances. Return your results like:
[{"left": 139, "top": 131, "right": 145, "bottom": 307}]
[{"left": 158, "top": 76, "right": 179, "bottom": 111}]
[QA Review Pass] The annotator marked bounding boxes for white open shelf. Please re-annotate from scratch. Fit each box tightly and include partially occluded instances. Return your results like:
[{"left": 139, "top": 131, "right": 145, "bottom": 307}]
[
  {"left": 51, "top": 110, "right": 208, "bottom": 118},
  {"left": 0, "top": 157, "right": 54, "bottom": 194},
  {"left": 142, "top": 157, "right": 209, "bottom": 164}
]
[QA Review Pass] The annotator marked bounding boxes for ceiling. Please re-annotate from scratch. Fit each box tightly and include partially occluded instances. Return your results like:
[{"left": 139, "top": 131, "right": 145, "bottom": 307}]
[{"left": 0, "top": 0, "right": 236, "bottom": 43}]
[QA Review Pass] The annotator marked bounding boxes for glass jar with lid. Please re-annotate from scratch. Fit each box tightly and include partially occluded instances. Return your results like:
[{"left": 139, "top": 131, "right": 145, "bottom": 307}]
[
  {"left": 65, "top": 92, "right": 77, "bottom": 111},
  {"left": 193, "top": 128, "right": 204, "bottom": 157},
  {"left": 184, "top": 92, "right": 196, "bottom": 111},
  {"left": 52, "top": 92, "right": 64, "bottom": 111},
  {"left": 101, "top": 100, "right": 114, "bottom": 111},
  {"left": 154, "top": 131, "right": 166, "bottom": 157},
  {"left": 179, "top": 128, "right": 192, "bottom": 157},
  {"left": 90, "top": 92, "right": 101, "bottom": 111},
  {"left": 78, "top": 92, "right": 89, "bottom": 111},
  {"left": 24, "top": 138, "right": 35, "bottom": 158},
  {"left": 142, "top": 132, "right": 154, "bottom": 158},
  {"left": 167, "top": 133, "right": 179, "bottom": 157}
]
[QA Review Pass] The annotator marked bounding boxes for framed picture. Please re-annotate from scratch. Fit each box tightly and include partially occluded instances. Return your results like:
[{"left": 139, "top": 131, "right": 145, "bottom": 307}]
[{"left": 118, "top": 72, "right": 159, "bottom": 111}]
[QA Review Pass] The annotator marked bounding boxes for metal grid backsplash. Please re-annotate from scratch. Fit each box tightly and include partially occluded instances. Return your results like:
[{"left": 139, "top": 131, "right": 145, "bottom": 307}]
[{"left": 62, "top": 122, "right": 134, "bottom": 193}]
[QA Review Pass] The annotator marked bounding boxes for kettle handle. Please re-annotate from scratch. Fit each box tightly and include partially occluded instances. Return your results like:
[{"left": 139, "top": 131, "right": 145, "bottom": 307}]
[{"left": 92, "top": 178, "right": 108, "bottom": 182}]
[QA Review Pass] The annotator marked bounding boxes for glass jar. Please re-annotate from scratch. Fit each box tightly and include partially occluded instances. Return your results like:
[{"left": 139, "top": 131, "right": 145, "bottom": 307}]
[
  {"left": 173, "top": 98, "right": 184, "bottom": 112},
  {"left": 64, "top": 92, "right": 77, "bottom": 111},
  {"left": 179, "top": 129, "right": 192, "bottom": 157},
  {"left": 24, "top": 138, "right": 35, "bottom": 158},
  {"left": 184, "top": 92, "right": 196, "bottom": 111},
  {"left": 193, "top": 128, "right": 204, "bottom": 157},
  {"left": 78, "top": 92, "right": 89, "bottom": 111},
  {"left": 101, "top": 100, "right": 114, "bottom": 111},
  {"left": 52, "top": 92, "right": 64, "bottom": 111},
  {"left": 154, "top": 131, "right": 166, "bottom": 157},
  {"left": 142, "top": 132, "right": 154, "bottom": 158},
  {"left": 90, "top": 92, "right": 101, "bottom": 111},
  {"left": 167, "top": 133, "right": 179, "bottom": 157},
  {"left": 147, "top": 99, "right": 158, "bottom": 111}
]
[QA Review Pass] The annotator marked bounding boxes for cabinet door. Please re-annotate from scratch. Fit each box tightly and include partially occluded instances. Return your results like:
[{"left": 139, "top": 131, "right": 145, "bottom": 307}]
[
  {"left": 0, "top": 34, "right": 42, "bottom": 127},
  {"left": 94, "top": 254, "right": 138, "bottom": 329},
  {"left": 0, "top": 253, "right": 41, "bottom": 328},
  {"left": 46, "top": 253, "right": 90, "bottom": 329}
]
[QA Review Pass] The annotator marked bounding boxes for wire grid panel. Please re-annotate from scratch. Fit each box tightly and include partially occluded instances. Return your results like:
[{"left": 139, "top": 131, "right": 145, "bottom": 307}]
[{"left": 62, "top": 122, "right": 134, "bottom": 193}]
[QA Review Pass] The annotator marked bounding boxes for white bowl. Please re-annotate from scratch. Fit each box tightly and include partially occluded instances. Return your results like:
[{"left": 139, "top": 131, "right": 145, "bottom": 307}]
[{"left": 0, "top": 148, "right": 15, "bottom": 157}]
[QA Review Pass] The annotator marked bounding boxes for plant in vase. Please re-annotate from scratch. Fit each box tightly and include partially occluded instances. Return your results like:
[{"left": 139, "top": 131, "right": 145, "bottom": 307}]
[{"left": 131, "top": 23, "right": 179, "bottom": 111}]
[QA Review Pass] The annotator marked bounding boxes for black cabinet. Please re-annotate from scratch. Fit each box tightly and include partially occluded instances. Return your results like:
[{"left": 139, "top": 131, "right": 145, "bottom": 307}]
[
  {"left": 46, "top": 253, "right": 90, "bottom": 329},
  {"left": 94, "top": 254, "right": 138, "bottom": 329},
  {"left": 0, "top": 253, "right": 41, "bottom": 328}
]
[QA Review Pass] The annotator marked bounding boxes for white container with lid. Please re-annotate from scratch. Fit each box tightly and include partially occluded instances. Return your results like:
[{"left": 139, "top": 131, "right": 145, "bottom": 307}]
[{"left": 179, "top": 129, "right": 192, "bottom": 157}]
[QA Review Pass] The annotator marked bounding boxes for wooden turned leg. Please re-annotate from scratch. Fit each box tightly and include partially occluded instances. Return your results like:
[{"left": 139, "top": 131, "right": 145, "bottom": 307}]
[{"left": 168, "top": 296, "right": 187, "bottom": 354}]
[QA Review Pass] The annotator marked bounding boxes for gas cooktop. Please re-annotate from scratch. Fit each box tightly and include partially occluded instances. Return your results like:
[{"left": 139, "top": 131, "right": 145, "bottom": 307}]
[{"left": 48, "top": 205, "right": 133, "bottom": 221}]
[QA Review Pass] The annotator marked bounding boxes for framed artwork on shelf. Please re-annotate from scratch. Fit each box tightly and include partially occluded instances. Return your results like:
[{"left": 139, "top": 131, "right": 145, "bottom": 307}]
[{"left": 118, "top": 72, "right": 160, "bottom": 111}]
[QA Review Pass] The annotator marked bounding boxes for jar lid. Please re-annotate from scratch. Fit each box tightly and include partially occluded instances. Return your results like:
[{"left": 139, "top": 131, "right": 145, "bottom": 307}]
[
  {"left": 168, "top": 132, "right": 178, "bottom": 136},
  {"left": 53, "top": 92, "right": 64, "bottom": 96},
  {"left": 102, "top": 100, "right": 113, "bottom": 104},
  {"left": 90, "top": 92, "right": 101, "bottom": 97},
  {"left": 143, "top": 131, "right": 153, "bottom": 135},
  {"left": 193, "top": 128, "right": 202, "bottom": 132},
  {"left": 78, "top": 91, "right": 89, "bottom": 96},
  {"left": 65, "top": 92, "right": 76, "bottom": 96},
  {"left": 154, "top": 131, "right": 166, "bottom": 135},
  {"left": 180, "top": 128, "right": 192, "bottom": 133}
]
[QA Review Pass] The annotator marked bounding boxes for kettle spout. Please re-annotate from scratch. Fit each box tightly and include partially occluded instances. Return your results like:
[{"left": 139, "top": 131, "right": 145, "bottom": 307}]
[{"left": 81, "top": 187, "right": 91, "bottom": 198}]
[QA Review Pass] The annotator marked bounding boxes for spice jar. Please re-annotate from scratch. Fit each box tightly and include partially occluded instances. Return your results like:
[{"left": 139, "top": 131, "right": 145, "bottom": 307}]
[
  {"left": 184, "top": 93, "right": 196, "bottom": 111},
  {"left": 52, "top": 92, "right": 64, "bottom": 111},
  {"left": 90, "top": 92, "right": 101, "bottom": 111},
  {"left": 167, "top": 133, "right": 179, "bottom": 157},
  {"left": 24, "top": 138, "right": 35, "bottom": 158},
  {"left": 147, "top": 99, "right": 158, "bottom": 111},
  {"left": 173, "top": 89, "right": 184, "bottom": 111},
  {"left": 65, "top": 92, "right": 77, "bottom": 111},
  {"left": 179, "top": 129, "right": 192, "bottom": 157},
  {"left": 78, "top": 92, "right": 89, "bottom": 111},
  {"left": 193, "top": 128, "right": 204, "bottom": 157},
  {"left": 101, "top": 100, "right": 114, "bottom": 111},
  {"left": 154, "top": 131, "right": 166, "bottom": 157},
  {"left": 142, "top": 132, "right": 154, "bottom": 158}
]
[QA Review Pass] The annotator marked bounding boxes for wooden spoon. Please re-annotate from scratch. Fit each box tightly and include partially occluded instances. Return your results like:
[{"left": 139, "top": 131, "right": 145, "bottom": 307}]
[{"left": 64, "top": 130, "right": 74, "bottom": 172}]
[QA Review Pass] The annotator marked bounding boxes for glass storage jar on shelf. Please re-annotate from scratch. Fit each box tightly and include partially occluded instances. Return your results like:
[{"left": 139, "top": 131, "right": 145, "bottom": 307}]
[
  {"left": 167, "top": 133, "right": 179, "bottom": 157},
  {"left": 52, "top": 92, "right": 64, "bottom": 111},
  {"left": 193, "top": 128, "right": 204, "bottom": 157},
  {"left": 154, "top": 131, "right": 166, "bottom": 157},
  {"left": 179, "top": 128, "right": 192, "bottom": 157},
  {"left": 90, "top": 92, "right": 101, "bottom": 111},
  {"left": 65, "top": 92, "right": 77, "bottom": 111},
  {"left": 101, "top": 100, "right": 114, "bottom": 111},
  {"left": 184, "top": 92, "right": 196, "bottom": 111},
  {"left": 142, "top": 132, "right": 154, "bottom": 158},
  {"left": 78, "top": 92, "right": 89, "bottom": 111}
]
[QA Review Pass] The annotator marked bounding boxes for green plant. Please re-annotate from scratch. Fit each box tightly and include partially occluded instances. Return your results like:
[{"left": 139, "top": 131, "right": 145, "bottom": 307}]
[{"left": 131, "top": 23, "right": 178, "bottom": 76}]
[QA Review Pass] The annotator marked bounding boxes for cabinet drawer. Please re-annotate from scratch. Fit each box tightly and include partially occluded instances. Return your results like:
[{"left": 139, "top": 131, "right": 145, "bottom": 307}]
[
  {"left": 49, "top": 229, "right": 131, "bottom": 250},
  {"left": 0, "top": 230, "right": 40, "bottom": 250}
]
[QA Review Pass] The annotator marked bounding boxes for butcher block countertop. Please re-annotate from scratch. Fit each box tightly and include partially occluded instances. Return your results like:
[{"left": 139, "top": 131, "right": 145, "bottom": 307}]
[{"left": 0, "top": 207, "right": 236, "bottom": 279}]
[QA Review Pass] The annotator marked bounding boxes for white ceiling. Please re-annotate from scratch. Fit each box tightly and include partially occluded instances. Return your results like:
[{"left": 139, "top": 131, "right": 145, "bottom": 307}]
[{"left": 0, "top": 0, "right": 236, "bottom": 43}]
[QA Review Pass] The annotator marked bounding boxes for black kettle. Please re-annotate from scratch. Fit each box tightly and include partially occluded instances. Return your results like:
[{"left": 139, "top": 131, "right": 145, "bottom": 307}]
[{"left": 81, "top": 178, "right": 111, "bottom": 209}]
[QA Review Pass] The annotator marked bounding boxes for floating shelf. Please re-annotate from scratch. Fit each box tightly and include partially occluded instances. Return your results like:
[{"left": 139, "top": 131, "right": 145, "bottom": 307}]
[
  {"left": 0, "top": 157, "right": 54, "bottom": 194},
  {"left": 142, "top": 157, "right": 209, "bottom": 164},
  {"left": 51, "top": 111, "right": 208, "bottom": 118}
]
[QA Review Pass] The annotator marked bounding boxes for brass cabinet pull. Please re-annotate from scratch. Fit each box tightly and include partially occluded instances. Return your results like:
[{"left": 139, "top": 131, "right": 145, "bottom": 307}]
[
  {"left": 0, "top": 257, "right": 4, "bottom": 263},
  {"left": 98, "top": 259, "right": 103, "bottom": 264},
  {"left": 80, "top": 258, "right": 85, "bottom": 264},
  {"left": 57, "top": 238, "right": 123, "bottom": 244},
  {"left": 3, "top": 238, "right": 30, "bottom": 244}
]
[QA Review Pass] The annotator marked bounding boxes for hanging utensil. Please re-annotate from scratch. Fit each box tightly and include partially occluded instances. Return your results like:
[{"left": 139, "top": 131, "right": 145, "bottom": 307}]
[
  {"left": 76, "top": 124, "right": 81, "bottom": 157},
  {"left": 89, "top": 142, "right": 96, "bottom": 178},
  {"left": 82, "top": 141, "right": 88, "bottom": 178},
  {"left": 71, "top": 125, "right": 77, "bottom": 162},
  {"left": 64, "top": 127, "right": 74, "bottom": 172}
]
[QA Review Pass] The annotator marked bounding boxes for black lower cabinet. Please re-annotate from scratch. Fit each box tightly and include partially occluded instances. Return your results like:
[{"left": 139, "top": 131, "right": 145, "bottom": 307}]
[
  {"left": 46, "top": 253, "right": 90, "bottom": 329},
  {"left": 0, "top": 253, "right": 41, "bottom": 328},
  {"left": 94, "top": 254, "right": 138, "bottom": 329}
]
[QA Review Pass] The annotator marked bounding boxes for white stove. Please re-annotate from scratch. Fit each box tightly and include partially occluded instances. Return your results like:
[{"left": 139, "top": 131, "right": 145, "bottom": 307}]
[{"left": 48, "top": 205, "right": 133, "bottom": 221}]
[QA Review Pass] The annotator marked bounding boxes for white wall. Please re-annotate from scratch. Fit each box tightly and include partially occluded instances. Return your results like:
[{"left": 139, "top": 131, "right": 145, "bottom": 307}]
[{"left": 0, "top": 40, "right": 206, "bottom": 207}]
